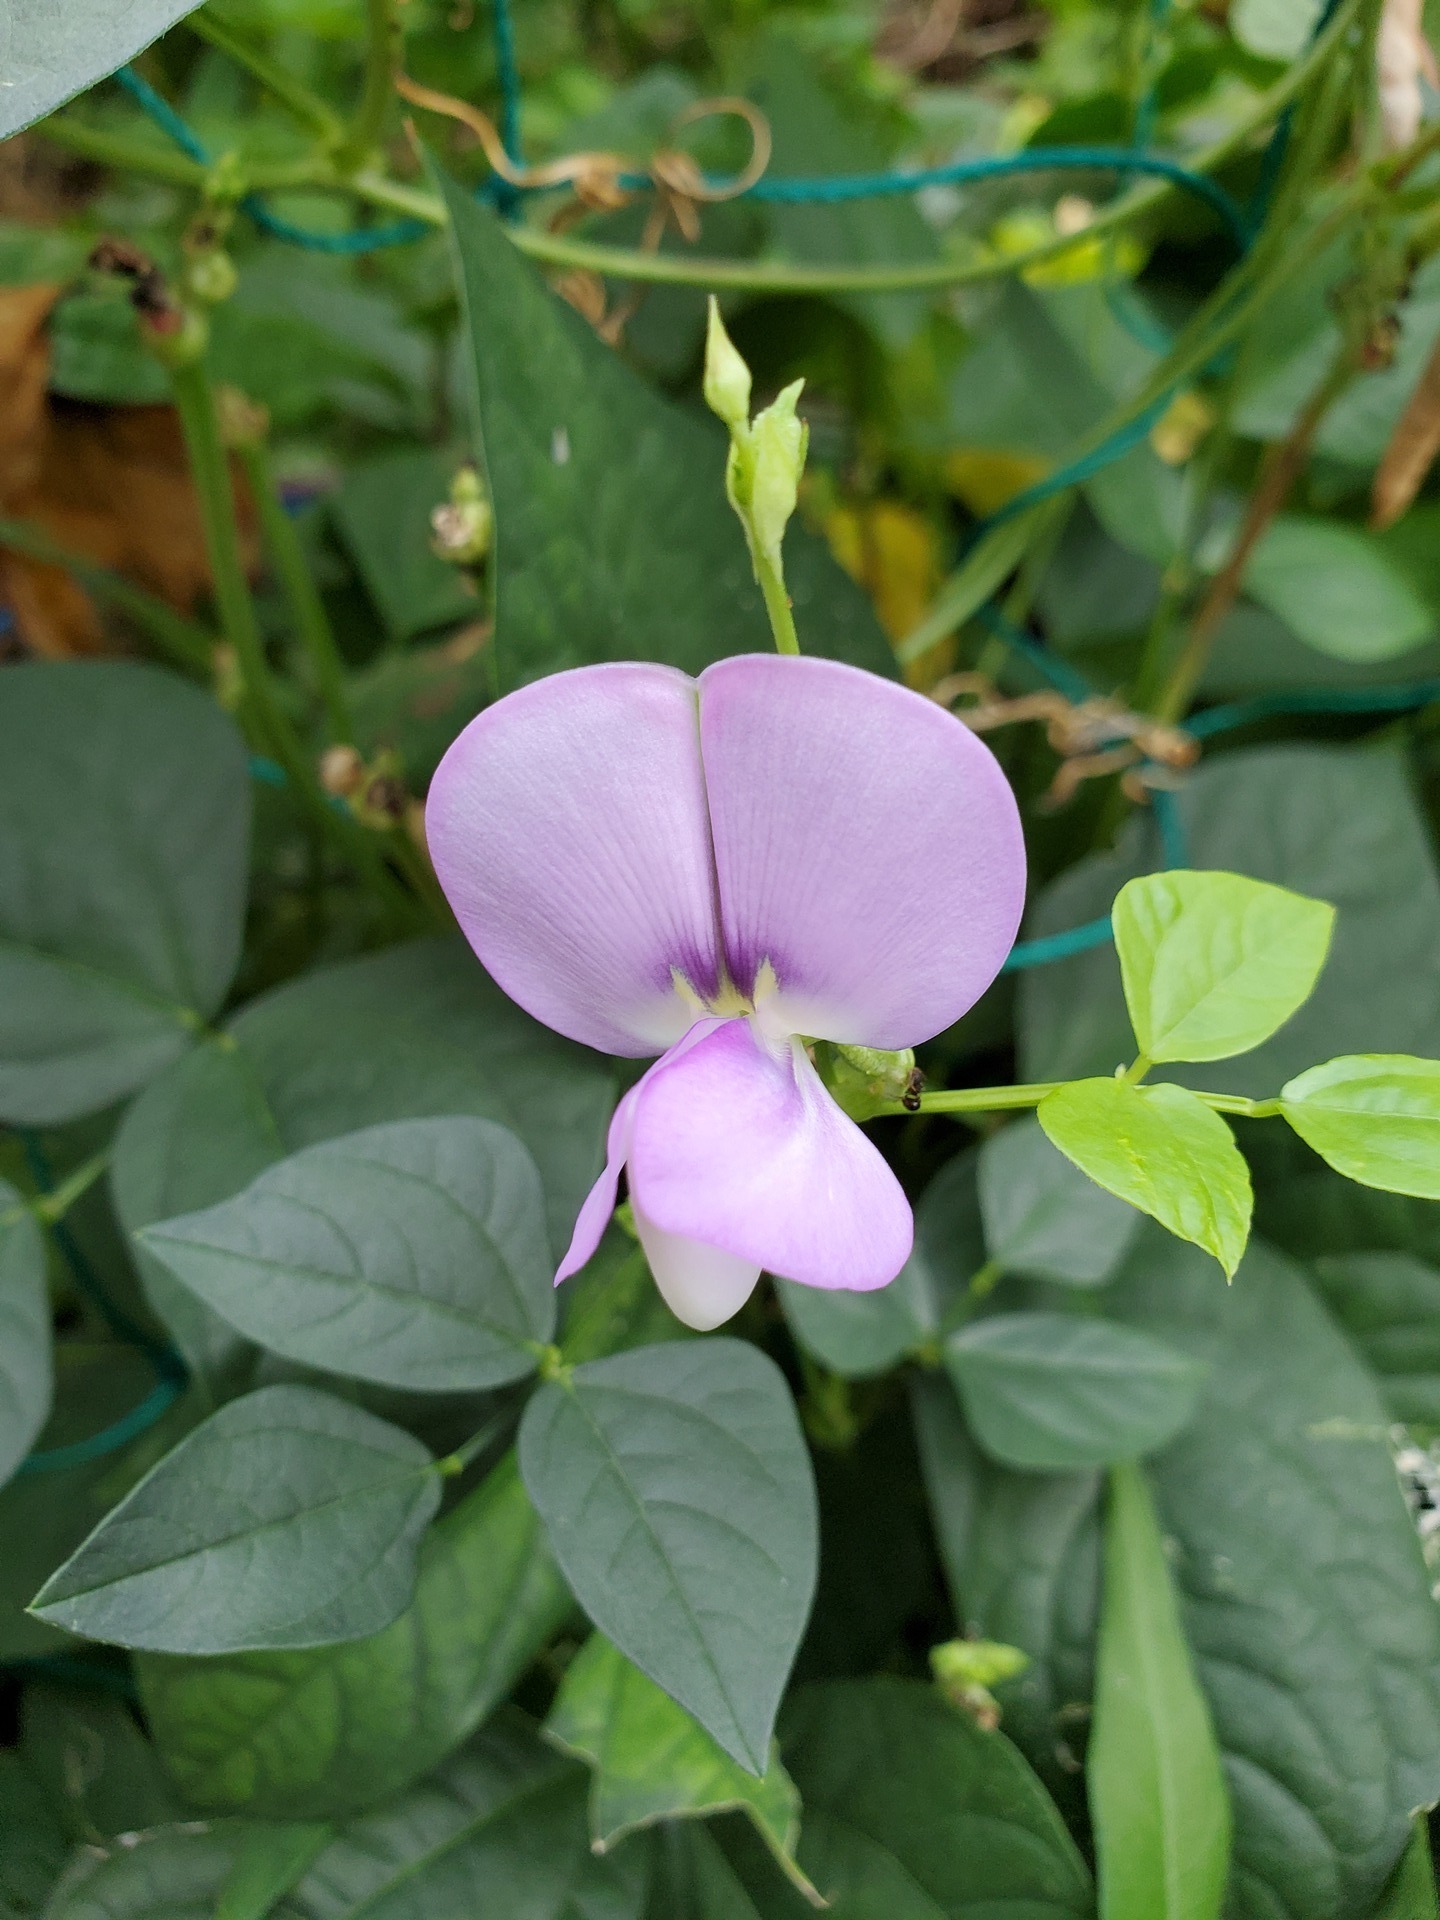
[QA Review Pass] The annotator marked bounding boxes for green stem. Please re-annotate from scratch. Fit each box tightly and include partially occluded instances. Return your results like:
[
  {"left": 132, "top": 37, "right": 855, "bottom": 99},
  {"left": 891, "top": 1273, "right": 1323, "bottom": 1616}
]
[
  {"left": 890, "top": 1079, "right": 1284, "bottom": 1120},
  {"left": 902, "top": 1082, "right": 1063, "bottom": 1116},
  {"left": 0, "top": 515, "right": 216, "bottom": 671},
  {"left": 336, "top": 0, "right": 402, "bottom": 172},
  {"left": 32, "top": 1151, "right": 110, "bottom": 1227},
  {"left": 188, "top": 12, "right": 343, "bottom": 143},
  {"left": 437, "top": 1413, "right": 508, "bottom": 1478},
  {"left": 757, "top": 551, "right": 800, "bottom": 655},
  {"left": 169, "top": 353, "right": 411, "bottom": 915},
  {"left": 1122, "top": 1054, "right": 1152, "bottom": 1085},
  {"left": 236, "top": 440, "right": 353, "bottom": 742},
  {"left": 968, "top": 1255, "right": 1005, "bottom": 1300},
  {"left": 36, "top": 116, "right": 205, "bottom": 185}
]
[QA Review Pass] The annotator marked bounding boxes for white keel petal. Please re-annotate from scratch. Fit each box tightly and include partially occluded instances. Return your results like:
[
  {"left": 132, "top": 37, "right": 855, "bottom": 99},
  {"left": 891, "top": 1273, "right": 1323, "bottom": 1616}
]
[{"left": 634, "top": 1205, "right": 761, "bottom": 1331}]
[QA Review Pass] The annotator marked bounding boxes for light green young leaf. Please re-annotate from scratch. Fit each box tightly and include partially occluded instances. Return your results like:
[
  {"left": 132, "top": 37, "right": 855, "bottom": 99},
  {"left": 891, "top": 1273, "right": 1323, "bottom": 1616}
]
[
  {"left": 545, "top": 1632, "right": 816, "bottom": 1900},
  {"left": 138, "top": 1453, "right": 572, "bottom": 1820},
  {"left": 0, "top": 664, "right": 250, "bottom": 1126},
  {"left": 979, "top": 1118, "right": 1142, "bottom": 1285},
  {"left": 519, "top": 1340, "right": 817, "bottom": 1776},
  {"left": 141, "top": 1117, "right": 554, "bottom": 1393},
  {"left": 1230, "top": 0, "right": 1323, "bottom": 58},
  {"left": 216, "top": 1823, "right": 333, "bottom": 1920},
  {"left": 1090, "top": 1462, "right": 1231, "bottom": 1920},
  {"left": 1114, "top": 871, "right": 1335, "bottom": 1065},
  {"left": 1039, "top": 1079, "right": 1252, "bottom": 1277},
  {"left": 1280, "top": 1055, "right": 1440, "bottom": 1198},
  {"left": 1373, "top": 1817, "right": 1440, "bottom": 1920},
  {"left": 945, "top": 1313, "right": 1207, "bottom": 1471},
  {"left": 32, "top": 1387, "right": 440, "bottom": 1654},
  {"left": 0, "top": 1178, "right": 50, "bottom": 1489}
]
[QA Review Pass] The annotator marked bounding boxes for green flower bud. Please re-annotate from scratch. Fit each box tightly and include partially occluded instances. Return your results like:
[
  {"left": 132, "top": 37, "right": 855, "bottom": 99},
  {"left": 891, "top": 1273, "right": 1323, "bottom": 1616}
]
[
  {"left": 430, "top": 465, "right": 493, "bottom": 567},
  {"left": 748, "top": 379, "right": 808, "bottom": 567},
  {"left": 703, "top": 297, "right": 752, "bottom": 432}
]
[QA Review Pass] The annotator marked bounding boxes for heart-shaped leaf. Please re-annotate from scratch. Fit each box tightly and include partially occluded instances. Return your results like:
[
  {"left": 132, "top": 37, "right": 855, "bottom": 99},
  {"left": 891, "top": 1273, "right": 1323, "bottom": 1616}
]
[
  {"left": 0, "top": 1178, "right": 50, "bottom": 1488},
  {"left": 946, "top": 1313, "right": 1208, "bottom": 1471},
  {"left": 1039, "top": 1078, "right": 1252, "bottom": 1277},
  {"left": 979, "top": 1118, "right": 1141, "bottom": 1286},
  {"left": 1281, "top": 1054, "right": 1440, "bottom": 1198},
  {"left": 32, "top": 1386, "right": 439, "bottom": 1653},
  {"left": 1114, "top": 870, "right": 1334, "bottom": 1065},
  {"left": 519, "top": 1339, "right": 817, "bottom": 1774},
  {"left": 138, "top": 1452, "right": 572, "bottom": 1820},
  {"left": 141, "top": 1117, "right": 554, "bottom": 1392},
  {"left": 0, "top": 663, "right": 249, "bottom": 1125}
]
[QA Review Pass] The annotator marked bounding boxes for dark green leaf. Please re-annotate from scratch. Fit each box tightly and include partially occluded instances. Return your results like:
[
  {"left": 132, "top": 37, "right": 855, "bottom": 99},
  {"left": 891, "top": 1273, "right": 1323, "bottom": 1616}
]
[
  {"left": 32, "top": 1386, "right": 440, "bottom": 1653},
  {"left": 1089, "top": 1463, "right": 1230, "bottom": 1920},
  {"left": 436, "top": 169, "right": 892, "bottom": 687},
  {"left": 138, "top": 1451, "right": 572, "bottom": 1819},
  {"left": 545, "top": 1632, "right": 808, "bottom": 1891},
  {"left": 946, "top": 1313, "right": 1207, "bottom": 1470},
  {"left": 780, "top": 1146, "right": 982, "bottom": 1376},
  {"left": 1039, "top": 1078, "right": 1252, "bottom": 1277},
  {"left": 744, "top": 42, "right": 938, "bottom": 345},
  {"left": 0, "top": 664, "right": 249, "bottom": 1125},
  {"left": 1113, "top": 871, "right": 1335, "bottom": 1065},
  {"left": 908, "top": 1373, "right": 1099, "bottom": 1816},
  {"left": 978, "top": 1119, "right": 1141, "bottom": 1286},
  {"left": 919, "top": 1234, "right": 1440, "bottom": 1920},
  {"left": 276, "top": 1714, "right": 649, "bottom": 1920},
  {"left": 20, "top": 1681, "right": 183, "bottom": 1842},
  {"left": 112, "top": 938, "right": 615, "bottom": 1380},
  {"left": 216, "top": 1825, "right": 333, "bottom": 1920},
  {"left": 1311, "top": 1251, "right": 1440, "bottom": 1423},
  {"left": 0, "top": 1750, "right": 69, "bottom": 1918},
  {"left": 781, "top": 1678, "right": 1093, "bottom": 1917},
  {"left": 1020, "top": 746, "right": 1440, "bottom": 1096},
  {"left": 1242, "top": 518, "right": 1435, "bottom": 664},
  {"left": 142, "top": 1117, "right": 553, "bottom": 1392},
  {"left": 329, "top": 449, "right": 482, "bottom": 643},
  {"left": 1281, "top": 1055, "right": 1440, "bottom": 1198},
  {"left": 519, "top": 1339, "right": 817, "bottom": 1775},
  {"left": 0, "top": 0, "right": 203, "bottom": 138},
  {"left": 47, "top": 295, "right": 172, "bottom": 406},
  {"left": 41, "top": 1827, "right": 239, "bottom": 1920},
  {"left": 1114, "top": 1237, "right": 1440, "bottom": 1918},
  {"left": 0, "top": 1177, "right": 50, "bottom": 1486}
]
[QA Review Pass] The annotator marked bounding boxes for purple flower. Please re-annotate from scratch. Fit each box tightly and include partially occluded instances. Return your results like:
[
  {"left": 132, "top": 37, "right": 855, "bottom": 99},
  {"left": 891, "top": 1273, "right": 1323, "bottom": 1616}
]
[{"left": 427, "top": 655, "right": 1025, "bottom": 1330}]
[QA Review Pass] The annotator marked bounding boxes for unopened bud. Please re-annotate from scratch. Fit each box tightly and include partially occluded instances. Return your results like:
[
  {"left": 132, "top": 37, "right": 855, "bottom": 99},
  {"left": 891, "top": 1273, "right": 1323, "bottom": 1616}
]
[
  {"left": 319, "top": 744, "right": 365, "bottom": 797},
  {"left": 430, "top": 466, "right": 492, "bottom": 566},
  {"left": 748, "top": 380, "right": 808, "bottom": 566},
  {"left": 703, "top": 297, "right": 752, "bottom": 432},
  {"left": 214, "top": 385, "right": 269, "bottom": 450},
  {"left": 930, "top": 1638, "right": 1028, "bottom": 1730},
  {"left": 185, "top": 249, "right": 238, "bottom": 306}
]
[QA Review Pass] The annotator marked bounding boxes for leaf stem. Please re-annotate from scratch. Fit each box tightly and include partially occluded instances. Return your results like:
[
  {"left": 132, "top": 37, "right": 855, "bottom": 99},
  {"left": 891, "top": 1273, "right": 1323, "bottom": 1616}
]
[
  {"left": 169, "top": 352, "right": 412, "bottom": 915},
  {"left": 235, "top": 439, "right": 353, "bottom": 742},
  {"left": 756, "top": 550, "right": 800, "bottom": 655},
  {"left": 188, "top": 11, "right": 343, "bottom": 144},
  {"left": 31, "top": 1151, "right": 110, "bottom": 1227},
  {"left": 337, "top": 0, "right": 403, "bottom": 172}
]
